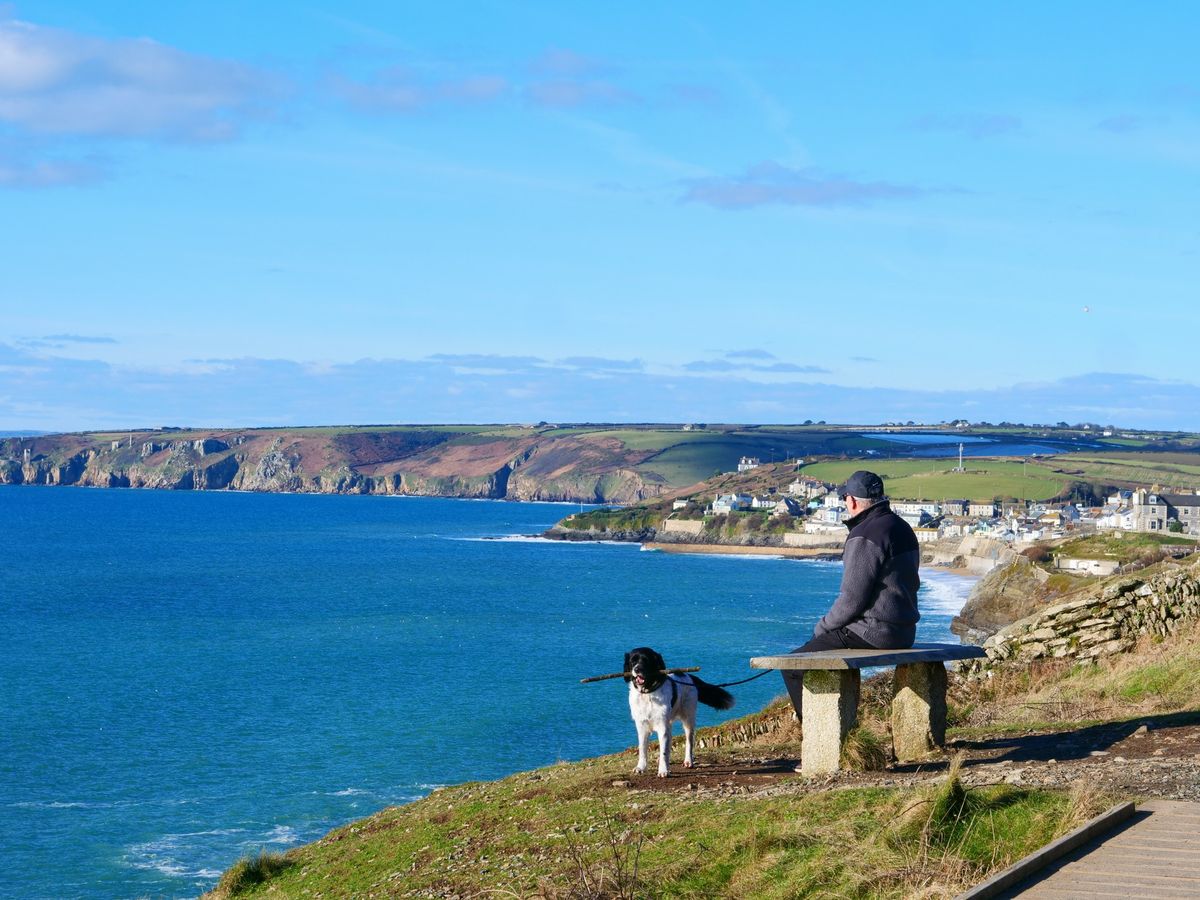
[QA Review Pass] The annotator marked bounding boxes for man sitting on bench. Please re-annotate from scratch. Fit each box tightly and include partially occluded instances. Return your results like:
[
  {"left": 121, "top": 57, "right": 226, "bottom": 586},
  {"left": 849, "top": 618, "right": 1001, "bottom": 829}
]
[{"left": 783, "top": 470, "right": 921, "bottom": 713}]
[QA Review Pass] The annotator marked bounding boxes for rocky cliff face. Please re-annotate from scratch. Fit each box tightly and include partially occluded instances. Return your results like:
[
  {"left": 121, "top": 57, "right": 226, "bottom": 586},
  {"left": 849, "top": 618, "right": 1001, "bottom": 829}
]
[
  {"left": 965, "top": 556, "right": 1200, "bottom": 674},
  {"left": 0, "top": 428, "right": 673, "bottom": 504}
]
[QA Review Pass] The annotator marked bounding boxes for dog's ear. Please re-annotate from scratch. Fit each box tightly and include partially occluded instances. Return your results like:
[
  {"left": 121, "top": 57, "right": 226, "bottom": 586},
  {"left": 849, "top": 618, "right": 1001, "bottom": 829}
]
[
  {"left": 623, "top": 650, "right": 632, "bottom": 681},
  {"left": 652, "top": 650, "right": 665, "bottom": 672}
]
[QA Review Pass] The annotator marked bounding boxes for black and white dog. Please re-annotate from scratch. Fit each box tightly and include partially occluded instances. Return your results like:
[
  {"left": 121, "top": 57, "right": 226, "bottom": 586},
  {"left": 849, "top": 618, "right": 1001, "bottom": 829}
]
[{"left": 624, "top": 647, "right": 735, "bottom": 777}]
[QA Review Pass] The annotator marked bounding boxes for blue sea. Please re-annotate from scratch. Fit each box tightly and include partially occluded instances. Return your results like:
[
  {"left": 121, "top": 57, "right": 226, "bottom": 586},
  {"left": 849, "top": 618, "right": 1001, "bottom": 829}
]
[{"left": 0, "top": 487, "right": 974, "bottom": 899}]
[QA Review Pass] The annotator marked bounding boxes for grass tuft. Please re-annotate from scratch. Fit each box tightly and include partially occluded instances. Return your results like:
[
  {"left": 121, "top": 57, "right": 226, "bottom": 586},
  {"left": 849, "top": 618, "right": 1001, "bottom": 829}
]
[
  {"left": 210, "top": 851, "right": 292, "bottom": 898},
  {"left": 841, "top": 726, "right": 889, "bottom": 771}
]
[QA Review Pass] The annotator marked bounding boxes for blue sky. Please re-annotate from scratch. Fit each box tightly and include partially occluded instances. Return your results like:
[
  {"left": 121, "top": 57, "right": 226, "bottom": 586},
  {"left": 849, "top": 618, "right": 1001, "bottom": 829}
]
[{"left": 2, "top": 2, "right": 1198, "bottom": 430}]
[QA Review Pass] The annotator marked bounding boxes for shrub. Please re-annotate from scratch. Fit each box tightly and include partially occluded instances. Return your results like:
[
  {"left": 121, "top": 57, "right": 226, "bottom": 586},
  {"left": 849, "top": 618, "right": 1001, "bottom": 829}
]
[{"left": 1021, "top": 544, "right": 1052, "bottom": 563}]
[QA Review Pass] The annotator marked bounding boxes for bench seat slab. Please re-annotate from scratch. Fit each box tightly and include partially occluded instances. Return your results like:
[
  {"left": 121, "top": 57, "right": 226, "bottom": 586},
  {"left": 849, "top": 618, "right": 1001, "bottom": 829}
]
[{"left": 751, "top": 643, "right": 985, "bottom": 671}]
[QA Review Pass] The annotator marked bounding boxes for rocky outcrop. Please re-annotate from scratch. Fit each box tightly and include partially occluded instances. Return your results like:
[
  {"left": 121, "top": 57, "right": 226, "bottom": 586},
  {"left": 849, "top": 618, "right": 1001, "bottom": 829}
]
[
  {"left": 965, "top": 557, "right": 1200, "bottom": 675},
  {"left": 506, "top": 467, "right": 665, "bottom": 504},
  {"left": 951, "top": 556, "right": 1051, "bottom": 643},
  {"left": 544, "top": 526, "right": 655, "bottom": 543}
]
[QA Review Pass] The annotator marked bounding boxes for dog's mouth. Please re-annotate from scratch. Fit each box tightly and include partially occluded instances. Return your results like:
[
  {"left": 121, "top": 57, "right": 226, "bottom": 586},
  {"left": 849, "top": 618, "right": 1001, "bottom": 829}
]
[{"left": 632, "top": 670, "right": 647, "bottom": 687}]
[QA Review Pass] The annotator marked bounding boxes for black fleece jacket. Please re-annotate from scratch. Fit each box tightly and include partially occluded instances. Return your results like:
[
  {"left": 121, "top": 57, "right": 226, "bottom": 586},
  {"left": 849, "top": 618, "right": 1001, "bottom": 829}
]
[{"left": 814, "top": 500, "right": 921, "bottom": 648}]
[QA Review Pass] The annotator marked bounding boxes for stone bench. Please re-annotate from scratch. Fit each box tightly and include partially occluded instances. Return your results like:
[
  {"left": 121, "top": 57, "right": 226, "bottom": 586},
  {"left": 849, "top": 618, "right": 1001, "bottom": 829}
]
[{"left": 750, "top": 643, "right": 986, "bottom": 775}]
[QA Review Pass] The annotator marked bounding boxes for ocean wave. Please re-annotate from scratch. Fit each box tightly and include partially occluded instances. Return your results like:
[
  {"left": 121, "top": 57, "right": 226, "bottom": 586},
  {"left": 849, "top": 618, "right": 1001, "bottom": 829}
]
[
  {"left": 9, "top": 797, "right": 199, "bottom": 811},
  {"left": 452, "top": 534, "right": 557, "bottom": 543},
  {"left": 124, "top": 829, "right": 250, "bottom": 881},
  {"left": 253, "top": 825, "right": 301, "bottom": 846},
  {"left": 454, "top": 535, "right": 641, "bottom": 546},
  {"left": 640, "top": 545, "right": 792, "bottom": 561},
  {"left": 919, "top": 570, "right": 978, "bottom": 615}
]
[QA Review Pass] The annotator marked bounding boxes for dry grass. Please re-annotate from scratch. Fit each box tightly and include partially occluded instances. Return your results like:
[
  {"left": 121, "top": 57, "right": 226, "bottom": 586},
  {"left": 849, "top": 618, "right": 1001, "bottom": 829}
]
[{"left": 952, "top": 617, "right": 1200, "bottom": 731}]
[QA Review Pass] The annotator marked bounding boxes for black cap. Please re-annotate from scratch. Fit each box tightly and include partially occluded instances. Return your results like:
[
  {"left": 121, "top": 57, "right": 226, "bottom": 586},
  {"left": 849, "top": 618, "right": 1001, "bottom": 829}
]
[{"left": 840, "top": 470, "right": 885, "bottom": 500}]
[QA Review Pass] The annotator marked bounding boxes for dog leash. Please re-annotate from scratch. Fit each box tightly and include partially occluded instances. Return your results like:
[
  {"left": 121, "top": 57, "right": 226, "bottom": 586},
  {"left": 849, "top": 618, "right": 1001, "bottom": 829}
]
[
  {"left": 667, "top": 670, "right": 772, "bottom": 689},
  {"left": 701, "top": 670, "right": 772, "bottom": 688}
]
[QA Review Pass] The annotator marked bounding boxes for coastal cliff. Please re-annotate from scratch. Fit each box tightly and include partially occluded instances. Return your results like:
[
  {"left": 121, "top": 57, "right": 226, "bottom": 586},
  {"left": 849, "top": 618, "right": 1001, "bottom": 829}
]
[{"left": 0, "top": 428, "right": 669, "bottom": 504}]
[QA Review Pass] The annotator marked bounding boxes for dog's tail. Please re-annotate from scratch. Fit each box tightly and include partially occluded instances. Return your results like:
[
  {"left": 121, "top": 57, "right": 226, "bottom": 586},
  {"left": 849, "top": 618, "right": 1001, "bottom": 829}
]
[{"left": 692, "top": 676, "right": 735, "bottom": 710}]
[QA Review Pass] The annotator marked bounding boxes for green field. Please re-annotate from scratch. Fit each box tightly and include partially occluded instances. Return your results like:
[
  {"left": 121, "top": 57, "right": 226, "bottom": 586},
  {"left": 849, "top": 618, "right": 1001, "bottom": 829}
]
[
  {"left": 1052, "top": 453, "right": 1200, "bottom": 489},
  {"left": 800, "top": 458, "right": 1068, "bottom": 502}
]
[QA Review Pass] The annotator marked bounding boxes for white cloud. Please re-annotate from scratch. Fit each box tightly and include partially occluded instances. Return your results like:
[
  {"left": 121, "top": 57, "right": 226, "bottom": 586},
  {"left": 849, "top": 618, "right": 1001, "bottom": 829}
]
[{"left": 0, "top": 16, "right": 280, "bottom": 141}]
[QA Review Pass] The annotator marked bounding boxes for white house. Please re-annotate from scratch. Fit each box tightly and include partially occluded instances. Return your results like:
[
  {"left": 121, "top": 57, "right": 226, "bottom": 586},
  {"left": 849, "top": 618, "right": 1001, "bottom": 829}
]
[{"left": 737, "top": 456, "right": 760, "bottom": 472}]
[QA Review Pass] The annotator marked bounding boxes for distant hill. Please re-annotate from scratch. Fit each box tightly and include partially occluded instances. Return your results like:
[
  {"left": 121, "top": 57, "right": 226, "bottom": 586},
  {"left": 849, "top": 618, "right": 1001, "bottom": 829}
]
[{"left": 0, "top": 424, "right": 887, "bottom": 503}]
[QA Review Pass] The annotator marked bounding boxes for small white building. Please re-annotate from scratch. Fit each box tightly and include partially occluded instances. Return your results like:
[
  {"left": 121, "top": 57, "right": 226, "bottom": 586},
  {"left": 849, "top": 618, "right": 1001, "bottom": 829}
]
[
  {"left": 712, "top": 493, "right": 752, "bottom": 514},
  {"left": 968, "top": 501, "right": 998, "bottom": 519},
  {"left": 893, "top": 500, "right": 941, "bottom": 517},
  {"left": 737, "top": 456, "right": 761, "bottom": 473},
  {"left": 1055, "top": 556, "right": 1120, "bottom": 576}
]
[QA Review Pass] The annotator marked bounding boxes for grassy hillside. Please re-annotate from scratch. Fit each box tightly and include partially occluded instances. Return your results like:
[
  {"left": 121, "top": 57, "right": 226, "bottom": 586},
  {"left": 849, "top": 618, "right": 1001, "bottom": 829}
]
[
  {"left": 206, "top": 708, "right": 1096, "bottom": 900},
  {"left": 1050, "top": 453, "right": 1200, "bottom": 491},
  {"left": 207, "top": 580, "right": 1200, "bottom": 897}
]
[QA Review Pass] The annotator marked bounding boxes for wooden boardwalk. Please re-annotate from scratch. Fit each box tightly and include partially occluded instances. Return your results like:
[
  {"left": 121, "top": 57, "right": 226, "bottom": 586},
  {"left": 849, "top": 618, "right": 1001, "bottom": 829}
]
[{"left": 1001, "top": 800, "right": 1200, "bottom": 898}]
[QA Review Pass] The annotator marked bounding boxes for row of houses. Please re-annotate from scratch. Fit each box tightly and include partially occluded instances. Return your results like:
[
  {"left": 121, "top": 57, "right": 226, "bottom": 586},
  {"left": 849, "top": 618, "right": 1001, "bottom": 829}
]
[
  {"left": 678, "top": 478, "right": 1200, "bottom": 542},
  {"left": 700, "top": 492, "right": 806, "bottom": 516}
]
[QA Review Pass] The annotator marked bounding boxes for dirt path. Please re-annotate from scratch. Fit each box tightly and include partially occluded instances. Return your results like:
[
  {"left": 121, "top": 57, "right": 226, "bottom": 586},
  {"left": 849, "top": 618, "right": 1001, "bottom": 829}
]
[{"left": 606, "top": 711, "right": 1200, "bottom": 802}]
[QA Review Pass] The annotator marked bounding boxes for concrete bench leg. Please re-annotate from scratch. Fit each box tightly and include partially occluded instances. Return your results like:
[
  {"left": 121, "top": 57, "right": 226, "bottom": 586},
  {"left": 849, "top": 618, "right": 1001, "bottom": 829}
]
[
  {"left": 801, "top": 670, "right": 860, "bottom": 776},
  {"left": 891, "top": 662, "right": 948, "bottom": 762}
]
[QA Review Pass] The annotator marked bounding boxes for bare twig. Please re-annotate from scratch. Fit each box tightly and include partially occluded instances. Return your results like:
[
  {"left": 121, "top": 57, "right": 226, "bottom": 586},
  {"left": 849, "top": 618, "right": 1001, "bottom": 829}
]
[{"left": 580, "top": 667, "right": 700, "bottom": 684}]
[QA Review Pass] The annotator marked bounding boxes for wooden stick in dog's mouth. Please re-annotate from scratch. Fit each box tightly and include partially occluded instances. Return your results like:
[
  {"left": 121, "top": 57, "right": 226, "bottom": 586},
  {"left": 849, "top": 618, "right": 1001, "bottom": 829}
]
[{"left": 579, "top": 666, "right": 701, "bottom": 684}]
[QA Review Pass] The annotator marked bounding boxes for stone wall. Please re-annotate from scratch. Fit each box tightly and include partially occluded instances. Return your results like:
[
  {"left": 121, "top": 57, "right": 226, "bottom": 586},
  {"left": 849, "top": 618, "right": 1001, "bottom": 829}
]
[
  {"left": 924, "top": 534, "right": 1017, "bottom": 575},
  {"left": 661, "top": 518, "right": 704, "bottom": 536},
  {"left": 783, "top": 531, "right": 845, "bottom": 549},
  {"left": 969, "top": 556, "right": 1200, "bottom": 673}
]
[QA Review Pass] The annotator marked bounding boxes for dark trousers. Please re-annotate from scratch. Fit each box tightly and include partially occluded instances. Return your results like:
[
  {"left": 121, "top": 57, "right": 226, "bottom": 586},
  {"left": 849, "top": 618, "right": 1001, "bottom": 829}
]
[{"left": 781, "top": 627, "right": 878, "bottom": 718}]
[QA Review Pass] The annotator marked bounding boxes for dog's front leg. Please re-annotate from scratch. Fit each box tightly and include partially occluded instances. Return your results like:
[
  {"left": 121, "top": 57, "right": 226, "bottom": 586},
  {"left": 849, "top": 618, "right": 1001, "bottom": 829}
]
[
  {"left": 656, "top": 719, "right": 671, "bottom": 777},
  {"left": 633, "top": 719, "right": 650, "bottom": 775},
  {"left": 682, "top": 718, "right": 695, "bottom": 769}
]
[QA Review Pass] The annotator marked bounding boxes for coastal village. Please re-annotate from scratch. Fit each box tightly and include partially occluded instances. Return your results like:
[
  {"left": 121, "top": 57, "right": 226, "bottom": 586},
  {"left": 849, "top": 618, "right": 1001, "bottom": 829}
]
[{"left": 659, "top": 455, "right": 1200, "bottom": 573}]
